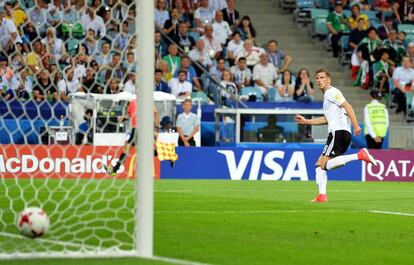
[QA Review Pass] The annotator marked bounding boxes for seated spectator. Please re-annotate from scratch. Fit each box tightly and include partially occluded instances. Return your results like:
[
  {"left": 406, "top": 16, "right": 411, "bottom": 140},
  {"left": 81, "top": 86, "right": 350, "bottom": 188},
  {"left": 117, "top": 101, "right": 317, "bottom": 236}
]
[
  {"left": 27, "top": 1, "right": 47, "bottom": 36},
  {"left": 407, "top": 42, "right": 414, "bottom": 62},
  {"left": 58, "top": 66, "right": 81, "bottom": 101},
  {"left": 158, "top": 59, "right": 173, "bottom": 82},
  {"left": 354, "top": 27, "right": 382, "bottom": 88},
  {"left": 348, "top": 4, "right": 369, "bottom": 31},
  {"left": 176, "top": 98, "right": 199, "bottom": 147},
  {"left": 10, "top": 67, "right": 33, "bottom": 101},
  {"left": 0, "top": 55, "right": 14, "bottom": 100},
  {"left": 123, "top": 52, "right": 137, "bottom": 73},
  {"left": 104, "top": 51, "right": 127, "bottom": 82},
  {"left": 400, "top": 31, "right": 408, "bottom": 49},
  {"left": 383, "top": 29, "right": 406, "bottom": 65},
  {"left": 275, "top": 70, "right": 295, "bottom": 102},
  {"left": 46, "top": 3, "right": 62, "bottom": 28},
  {"left": 75, "top": 109, "right": 94, "bottom": 145},
  {"left": 26, "top": 39, "right": 45, "bottom": 75},
  {"left": 126, "top": 6, "right": 136, "bottom": 35},
  {"left": 33, "top": 69, "right": 58, "bottom": 102},
  {"left": 5, "top": 1, "right": 28, "bottom": 32},
  {"left": 392, "top": 56, "right": 414, "bottom": 114},
  {"left": 82, "top": 67, "right": 102, "bottom": 94},
  {"left": 0, "top": 6, "right": 22, "bottom": 54},
  {"left": 160, "top": 115, "right": 175, "bottom": 133},
  {"left": 209, "top": 57, "right": 227, "bottom": 82},
  {"left": 123, "top": 72, "right": 136, "bottom": 95},
  {"left": 230, "top": 56, "right": 252, "bottom": 90},
  {"left": 349, "top": 18, "right": 368, "bottom": 80},
  {"left": 327, "top": 2, "right": 348, "bottom": 57},
  {"left": 256, "top": 115, "right": 285, "bottom": 142},
  {"left": 163, "top": 8, "right": 181, "bottom": 39},
  {"left": 226, "top": 31, "right": 244, "bottom": 65},
  {"left": 377, "top": 16, "right": 395, "bottom": 41},
  {"left": 155, "top": 0, "right": 170, "bottom": 28},
  {"left": 212, "top": 10, "right": 232, "bottom": 45},
  {"left": 253, "top": 53, "right": 278, "bottom": 98},
  {"left": 111, "top": 1, "right": 128, "bottom": 23},
  {"left": 294, "top": 68, "right": 315, "bottom": 103},
  {"left": 174, "top": 57, "right": 202, "bottom": 91},
  {"left": 155, "top": 31, "right": 168, "bottom": 62},
  {"left": 375, "top": 0, "right": 392, "bottom": 13},
  {"left": 72, "top": 50, "right": 89, "bottom": 81},
  {"left": 267, "top": 40, "right": 292, "bottom": 73},
  {"left": 209, "top": 0, "right": 227, "bottom": 10},
  {"left": 94, "top": 40, "right": 112, "bottom": 68},
  {"left": 83, "top": 29, "right": 98, "bottom": 57},
  {"left": 373, "top": 49, "right": 393, "bottom": 97},
  {"left": 236, "top": 16, "right": 256, "bottom": 42},
  {"left": 22, "top": 22, "right": 38, "bottom": 53},
  {"left": 222, "top": 0, "right": 240, "bottom": 31},
  {"left": 200, "top": 24, "right": 223, "bottom": 59},
  {"left": 220, "top": 69, "right": 238, "bottom": 105},
  {"left": 393, "top": 0, "right": 414, "bottom": 24},
  {"left": 162, "top": 44, "right": 182, "bottom": 75},
  {"left": 41, "top": 27, "right": 68, "bottom": 65},
  {"left": 155, "top": 68, "right": 171, "bottom": 93},
  {"left": 105, "top": 78, "right": 121, "bottom": 94},
  {"left": 168, "top": 69, "right": 192, "bottom": 98},
  {"left": 189, "top": 39, "right": 213, "bottom": 75},
  {"left": 172, "top": 22, "right": 196, "bottom": 55},
  {"left": 61, "top": 0, "right": 78, "bottom": 25},
  {"left": 194, "top": 0, "right": 216, "bottom": 33},
  {"left": 114, "top": 21, "right": 130, "bottom": 52},
  {"left": 236, "top": 39, "right": 264, "bottom": 70},
  {"left": 80, "top": 6, "right": 106, "bottom": 38},
  {"left": 173, "top": 0, "right": 191, "bottom": 26}
]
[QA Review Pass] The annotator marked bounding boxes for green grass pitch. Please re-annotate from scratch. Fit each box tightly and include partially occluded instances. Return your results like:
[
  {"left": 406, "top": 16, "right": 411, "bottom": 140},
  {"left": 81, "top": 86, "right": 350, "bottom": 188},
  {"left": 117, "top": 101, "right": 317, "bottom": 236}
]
[{"left": 1, "top": 180, "right": 414, "bottom": 265}]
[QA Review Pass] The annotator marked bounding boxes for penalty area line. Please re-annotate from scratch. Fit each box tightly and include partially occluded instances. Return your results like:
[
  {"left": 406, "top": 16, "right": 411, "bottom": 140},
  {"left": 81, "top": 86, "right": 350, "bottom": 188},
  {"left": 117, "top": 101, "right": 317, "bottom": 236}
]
[
  {"left": 369, "top": 210, "right": 414, "bottom": 217},
  {"left": 148, "top": 255, "right": 217, "bottom": 265}
]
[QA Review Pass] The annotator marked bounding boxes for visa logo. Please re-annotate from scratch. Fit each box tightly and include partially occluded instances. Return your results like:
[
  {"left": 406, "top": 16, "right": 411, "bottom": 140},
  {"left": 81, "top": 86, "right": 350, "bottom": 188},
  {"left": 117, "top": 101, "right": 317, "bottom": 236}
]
[{"left": 217, "top": 150, "right": 308, "bottom": 181}]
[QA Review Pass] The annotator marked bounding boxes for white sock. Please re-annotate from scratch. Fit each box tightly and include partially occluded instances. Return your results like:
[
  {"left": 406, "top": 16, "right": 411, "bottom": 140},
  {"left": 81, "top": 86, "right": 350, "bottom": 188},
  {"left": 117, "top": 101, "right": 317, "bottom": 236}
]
[
  {"left": 315, "top": 167, "right": 327, "bottom": 195},
  {"left": 326, "top": 154, "right": 358, "bottom": 170}
]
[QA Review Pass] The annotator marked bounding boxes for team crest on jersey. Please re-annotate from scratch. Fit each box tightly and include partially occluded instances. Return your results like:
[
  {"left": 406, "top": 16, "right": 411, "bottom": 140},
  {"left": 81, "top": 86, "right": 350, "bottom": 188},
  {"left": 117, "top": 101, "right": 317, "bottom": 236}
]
[{"left": 335, "top": 94, "right": 342, "bottom": 101}]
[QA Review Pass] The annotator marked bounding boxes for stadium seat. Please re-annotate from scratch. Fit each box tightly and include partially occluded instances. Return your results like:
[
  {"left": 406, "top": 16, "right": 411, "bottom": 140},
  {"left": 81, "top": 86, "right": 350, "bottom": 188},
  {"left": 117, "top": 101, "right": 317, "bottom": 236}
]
[
  {"left": 339, "top": 35, "right": 352, "bottom": 65},
  {"left": 240, "top": 87, "right": 264, "bottom": 102},
  {"left": 268, "top": 87, "right": 277, "bottom": 102},
  {"left": 398, "top": 24, "right": 414, "bottom": 35},
  {"left": 191, "top": 91, "right": 209, "bottom": 104},
  {"left": 281, "top": 0, "right": 296, "bottom": 12},
  {"left": 294, "top": 0, "right": 314, "bottom": 24},
  {"left": 308, "top": 9, "right": 329, "bottom": 38}
]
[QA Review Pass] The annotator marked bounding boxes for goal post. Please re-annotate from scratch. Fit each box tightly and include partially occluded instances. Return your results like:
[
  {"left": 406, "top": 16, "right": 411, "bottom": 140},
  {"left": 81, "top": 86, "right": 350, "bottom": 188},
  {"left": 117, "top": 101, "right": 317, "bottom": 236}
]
[{"left": 136, "top": 0, "right": 155, "bottom": 258}]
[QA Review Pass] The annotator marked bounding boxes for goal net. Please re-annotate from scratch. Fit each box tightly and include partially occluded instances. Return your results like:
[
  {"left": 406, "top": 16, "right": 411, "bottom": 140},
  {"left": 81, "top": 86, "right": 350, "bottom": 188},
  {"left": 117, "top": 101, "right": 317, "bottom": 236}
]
[{"left": 0, "top": 0, "right": 154, "bottom": 259}]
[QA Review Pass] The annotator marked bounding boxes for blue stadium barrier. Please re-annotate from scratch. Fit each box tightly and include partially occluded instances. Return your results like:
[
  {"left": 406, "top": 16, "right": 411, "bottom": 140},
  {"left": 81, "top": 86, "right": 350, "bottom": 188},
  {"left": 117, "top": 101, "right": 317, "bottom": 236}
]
[{"left": 160, "top": 146, "right": 362, "bottom": 181}]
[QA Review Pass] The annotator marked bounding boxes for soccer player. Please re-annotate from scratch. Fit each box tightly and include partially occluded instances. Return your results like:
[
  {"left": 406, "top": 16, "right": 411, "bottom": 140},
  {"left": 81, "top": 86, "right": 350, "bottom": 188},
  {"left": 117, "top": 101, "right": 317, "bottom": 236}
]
[
  {"left": 295, "top": 69, "right": 377, "bottom": 203},
  {"left": 105, "top": 98, "right": 159, "bottom": 176}
]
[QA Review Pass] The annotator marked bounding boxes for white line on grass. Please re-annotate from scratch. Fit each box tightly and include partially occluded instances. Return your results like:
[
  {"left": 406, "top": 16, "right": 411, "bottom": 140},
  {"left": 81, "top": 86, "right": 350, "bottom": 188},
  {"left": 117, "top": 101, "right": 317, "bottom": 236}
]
[
  {"left": 0, "top": 231, "right": 99, "bottom": 250},
  {"left": 370, "top": 210, "right": 414, "bottom": 217},
  {"left": 149, "top": 255, "right": 217, "bottom": 265},
  {"left": 154, "top": 210, "right": 366, "bottom": 214}
]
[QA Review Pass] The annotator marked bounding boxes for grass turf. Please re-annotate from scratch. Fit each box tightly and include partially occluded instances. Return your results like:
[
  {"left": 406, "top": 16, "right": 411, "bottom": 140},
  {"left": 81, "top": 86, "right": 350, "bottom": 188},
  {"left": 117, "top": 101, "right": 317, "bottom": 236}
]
[{"left": 1, "top": 180, "right": 414, "bottom": 265}]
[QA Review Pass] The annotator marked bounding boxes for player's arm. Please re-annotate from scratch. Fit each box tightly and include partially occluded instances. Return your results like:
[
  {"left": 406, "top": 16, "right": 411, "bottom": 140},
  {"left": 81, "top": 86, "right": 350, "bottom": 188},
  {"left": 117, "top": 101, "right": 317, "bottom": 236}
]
[
  {"left": 295, "top": 114, "right": 327, "bottom": 125},
  {"left": 341, "top": 101, "right": 361, "bottom": 135}
]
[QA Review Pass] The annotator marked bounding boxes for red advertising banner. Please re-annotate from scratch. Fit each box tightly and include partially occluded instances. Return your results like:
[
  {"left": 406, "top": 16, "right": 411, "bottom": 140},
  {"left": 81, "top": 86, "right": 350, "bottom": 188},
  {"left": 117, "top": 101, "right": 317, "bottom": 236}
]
[
  {"left": 0, "top": 145, "right": 160, "bottom": 179},
  {"left": 364, "top": 150, "right": 414, "bottom": 182}
]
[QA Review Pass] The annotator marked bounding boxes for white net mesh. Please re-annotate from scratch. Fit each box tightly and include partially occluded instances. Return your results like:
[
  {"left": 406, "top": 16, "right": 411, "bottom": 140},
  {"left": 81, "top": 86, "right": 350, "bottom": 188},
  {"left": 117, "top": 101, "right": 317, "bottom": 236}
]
[{"left": 0, "top": 0, "right": 141, "bottom": 258}]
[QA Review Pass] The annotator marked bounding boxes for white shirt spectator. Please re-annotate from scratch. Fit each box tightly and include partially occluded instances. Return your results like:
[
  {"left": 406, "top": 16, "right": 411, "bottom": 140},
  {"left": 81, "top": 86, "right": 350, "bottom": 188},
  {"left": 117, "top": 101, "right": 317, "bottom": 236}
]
[
  {"left": 80, "top": 13, "right": 106, "bottom": 37},
  {"left": 392, "top": 66, "right": 414, "bottom": 86},
  {"left": 10, "top": 73, "right": 33, "bottom": 93},
  {"left": 28, "top": 7, "right": 47, "bottom": 32},
  {"left": 230, "top": 65, "right": 251, "bottom": 86},
  {"left": 220, "top": 80, "right": 237, "bottom": 98},
  {"left": 154, "top": 9, "right": 170, "bottom": 28},
  {"left": 74, "top": 64, "right": 86, "bottom": 80},
  {"left": 236, "top": 46, "right": 265, "bottom": 67},
  {"left": 212, "top": 20, "right": 232, "bottom": 44},
  {"left": 209, "top": 0, "right": 227, "bottom": 10},
  {"left": 253, "top": 63, "right": 278, "bottom": 89},
  {"left": 200, "top": 35, "right": 222, "bottom": 56},
  {"left": 168, "top": 78, "right": 192, "bottom": 97},
  {"left": 188, "top": 48, "right": 213, "bottom": 68},
  {"left": 123, "top": 79, "right": 136, "bottom": 94},
  {"left": 0, "top": 18, "right": 22, "bottom": 49},
  {"left": 227, "top": 39, "right": 244, "bottom": 58},
  {"left": 194, "top": 7, "right": 216, "bottom": 24},
  {"left": 41, "top": 37, "right": 65, "bottom": 61},
  {"left": 58, "top": 78, "right": 81, "bottom": 94}
]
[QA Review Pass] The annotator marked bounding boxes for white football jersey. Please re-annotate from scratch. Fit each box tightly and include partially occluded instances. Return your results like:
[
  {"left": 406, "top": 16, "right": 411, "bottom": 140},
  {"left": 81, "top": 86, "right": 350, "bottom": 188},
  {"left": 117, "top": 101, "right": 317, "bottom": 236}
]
[{"left": 323, "top": 86, "right": 351, "bottom": 133}]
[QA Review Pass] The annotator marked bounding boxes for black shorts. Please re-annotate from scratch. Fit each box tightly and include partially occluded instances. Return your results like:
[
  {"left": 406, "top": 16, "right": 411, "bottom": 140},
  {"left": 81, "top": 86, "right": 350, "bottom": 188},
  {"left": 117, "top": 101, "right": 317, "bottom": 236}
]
[
  {"left": 322, "top": 130, "right": 351, "bottom": 158},
  {"left": 127, "top": 128, "right": 136, "bottom": 145}
]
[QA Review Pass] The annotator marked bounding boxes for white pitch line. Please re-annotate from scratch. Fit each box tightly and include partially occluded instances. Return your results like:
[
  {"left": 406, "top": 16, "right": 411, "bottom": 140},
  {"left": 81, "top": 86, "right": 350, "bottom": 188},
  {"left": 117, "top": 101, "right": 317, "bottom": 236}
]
[
  {"left": 370, "top": 210, "right": 414, "bottom": 217},
  {"left": 154, "top": 210, "right": 365, "bottom": 214},
  {"left": 0, "top": 231, "right": 99, "bottom": 250},
  {"left": 149, "top": 255, "right": 217, "bottom": 265}
]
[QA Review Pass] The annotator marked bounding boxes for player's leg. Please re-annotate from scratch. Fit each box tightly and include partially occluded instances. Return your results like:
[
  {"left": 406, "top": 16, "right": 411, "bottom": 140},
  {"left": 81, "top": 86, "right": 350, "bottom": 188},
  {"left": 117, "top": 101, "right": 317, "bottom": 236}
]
[
  {"left": 325, "top": 130, "right": 376, "bottom": 170},
  {"left": 312, "top": 155, "right": 329, "bottom": 202},
  {"left": 105, "top": 129, "right": 135, "bottom": 176}
]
